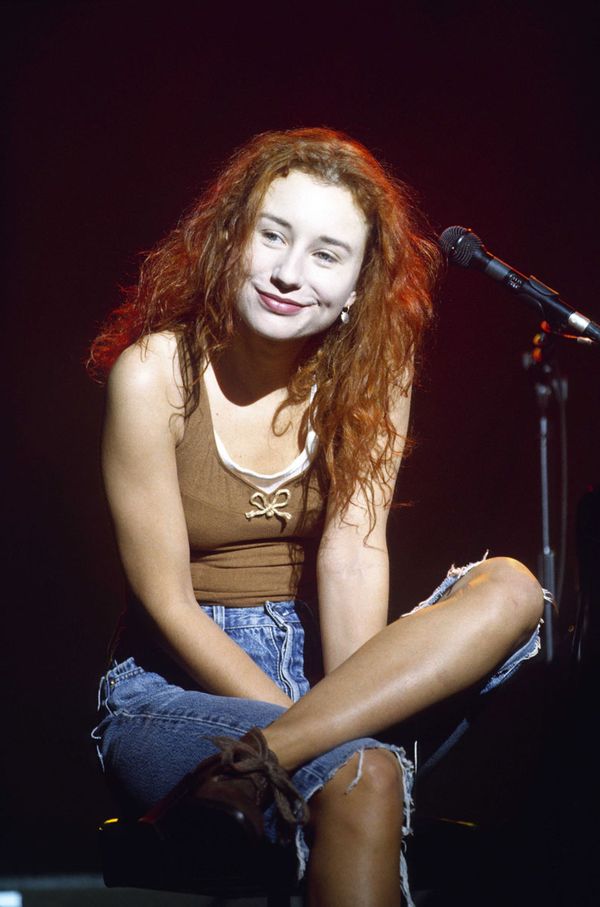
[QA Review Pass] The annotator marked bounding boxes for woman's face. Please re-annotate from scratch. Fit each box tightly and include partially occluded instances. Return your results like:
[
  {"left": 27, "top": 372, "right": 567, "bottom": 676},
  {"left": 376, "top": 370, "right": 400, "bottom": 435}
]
[{"left": 236, "top": 170, "right": 369, "bottom": 345}]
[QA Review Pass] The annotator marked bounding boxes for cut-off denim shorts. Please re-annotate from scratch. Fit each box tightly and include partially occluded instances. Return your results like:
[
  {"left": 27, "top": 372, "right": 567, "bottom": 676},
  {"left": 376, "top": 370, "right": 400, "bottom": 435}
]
[{"left": 92, "top": 559, "right": 544, "bottom": 907}]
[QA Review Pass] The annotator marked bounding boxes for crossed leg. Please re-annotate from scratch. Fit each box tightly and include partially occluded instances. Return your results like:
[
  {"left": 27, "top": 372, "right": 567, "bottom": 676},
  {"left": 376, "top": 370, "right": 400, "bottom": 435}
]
[
  {"left": 263, "top": 557, "right": 544, "bottom": 905},
  {"left": 263, "top": 557, "right": 543, "bottom": 768}
]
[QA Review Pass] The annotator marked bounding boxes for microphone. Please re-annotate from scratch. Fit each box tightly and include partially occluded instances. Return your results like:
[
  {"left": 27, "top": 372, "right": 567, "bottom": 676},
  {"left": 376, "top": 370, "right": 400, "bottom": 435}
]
[{"left": 439, "top": 226, "right": 600, "bottom": 344}]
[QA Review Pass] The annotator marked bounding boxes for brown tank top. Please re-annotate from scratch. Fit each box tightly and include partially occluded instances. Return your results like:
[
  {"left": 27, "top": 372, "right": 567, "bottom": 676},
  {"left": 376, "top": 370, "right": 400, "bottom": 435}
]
[{"left": 175, "top": 382, "right": 327, "bottom": 605}]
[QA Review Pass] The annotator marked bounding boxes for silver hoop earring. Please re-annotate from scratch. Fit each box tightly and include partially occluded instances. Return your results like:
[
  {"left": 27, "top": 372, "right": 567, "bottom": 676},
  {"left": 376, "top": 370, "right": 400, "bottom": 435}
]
[{"left": 340, "top": 306, "right": 350, "bottom": 325}]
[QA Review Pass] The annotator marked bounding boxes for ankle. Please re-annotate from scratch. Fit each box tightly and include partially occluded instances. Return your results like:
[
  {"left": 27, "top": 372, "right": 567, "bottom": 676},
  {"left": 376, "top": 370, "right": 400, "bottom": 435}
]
[{"left": 260, "top": 724, "right": 301, "bottom": 773}]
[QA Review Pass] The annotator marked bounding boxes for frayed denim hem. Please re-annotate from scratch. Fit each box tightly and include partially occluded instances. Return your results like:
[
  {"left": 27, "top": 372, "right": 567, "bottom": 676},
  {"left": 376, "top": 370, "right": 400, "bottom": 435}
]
[
  {"left": 407, "top": 552, "right": 491, "bottom": 614},
  {"left": 402, "top": 554, "right": 547, "bottom": 778},
  {"left": 405, "top": 555, "right": 545, "bottom": 695}
]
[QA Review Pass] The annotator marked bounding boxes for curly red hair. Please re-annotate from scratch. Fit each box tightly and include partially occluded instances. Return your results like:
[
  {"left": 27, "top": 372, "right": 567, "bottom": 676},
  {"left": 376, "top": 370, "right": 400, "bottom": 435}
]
[{"left": 89, "top": 127, "right": 441, "bottom": 521}]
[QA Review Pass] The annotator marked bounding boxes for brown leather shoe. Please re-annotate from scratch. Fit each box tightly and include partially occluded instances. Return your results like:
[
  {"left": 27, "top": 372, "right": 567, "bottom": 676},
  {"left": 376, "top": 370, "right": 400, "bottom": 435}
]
[{"left": 140, "top": 727, "right": 308, "bottom": 843}]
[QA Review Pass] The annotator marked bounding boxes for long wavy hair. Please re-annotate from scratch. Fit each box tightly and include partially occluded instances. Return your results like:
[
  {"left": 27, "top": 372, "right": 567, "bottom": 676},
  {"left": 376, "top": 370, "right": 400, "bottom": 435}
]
[{"left": 89, "top": 127, "right": 441, "bottom": 523}]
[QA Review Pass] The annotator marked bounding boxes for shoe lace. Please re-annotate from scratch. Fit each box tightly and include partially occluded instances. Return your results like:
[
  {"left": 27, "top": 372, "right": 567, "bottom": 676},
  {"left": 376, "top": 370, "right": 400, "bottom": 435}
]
[{"left": 211, "top": 729, "right": 309, "bottom": 829}]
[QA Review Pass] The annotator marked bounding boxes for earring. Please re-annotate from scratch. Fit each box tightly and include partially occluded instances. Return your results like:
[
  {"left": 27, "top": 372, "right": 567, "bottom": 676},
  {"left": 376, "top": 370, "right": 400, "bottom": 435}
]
[{"left": 340, "top": 306, "right": 350, "bottom": 325}]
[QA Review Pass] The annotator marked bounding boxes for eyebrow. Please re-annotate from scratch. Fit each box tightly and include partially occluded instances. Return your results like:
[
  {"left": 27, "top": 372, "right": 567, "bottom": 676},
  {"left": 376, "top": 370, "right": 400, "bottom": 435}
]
[{"left": 259, "top": 212, "right": 354, "bottom": 255}]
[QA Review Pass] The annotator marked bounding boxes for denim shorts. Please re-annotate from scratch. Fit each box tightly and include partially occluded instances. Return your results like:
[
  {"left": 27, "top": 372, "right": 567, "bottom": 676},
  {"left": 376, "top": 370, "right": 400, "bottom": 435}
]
[{"left": 92, "top": 560, "right": 543, "bottom": 907}]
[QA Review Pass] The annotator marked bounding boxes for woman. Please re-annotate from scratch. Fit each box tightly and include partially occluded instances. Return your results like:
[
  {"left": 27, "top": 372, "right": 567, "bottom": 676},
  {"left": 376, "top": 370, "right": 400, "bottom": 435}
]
[{"left": 90, "top": 128, "right": 545, "bottom": 907}]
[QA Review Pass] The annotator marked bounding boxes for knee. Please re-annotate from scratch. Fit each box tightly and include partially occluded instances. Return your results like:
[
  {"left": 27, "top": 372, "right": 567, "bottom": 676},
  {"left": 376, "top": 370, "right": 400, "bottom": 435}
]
[
  {"left": 484, "top": 556, "right": 545, "bottom": 634},
  {"left": 356, "top": 749, "right": 404, "bottom": 804},
  {"left": 311, "top": 749, "right": 403, "bottom": 833}
]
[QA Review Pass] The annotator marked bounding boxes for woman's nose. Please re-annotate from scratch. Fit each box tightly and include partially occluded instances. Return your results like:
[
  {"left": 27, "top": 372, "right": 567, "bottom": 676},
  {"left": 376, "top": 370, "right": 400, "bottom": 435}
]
[{"left": 271, "top": 249, "right": 303, "bottom": 291}]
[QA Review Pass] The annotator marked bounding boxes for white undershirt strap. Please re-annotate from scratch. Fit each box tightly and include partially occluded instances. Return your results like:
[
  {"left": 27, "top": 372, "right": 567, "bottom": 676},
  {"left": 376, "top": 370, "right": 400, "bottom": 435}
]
[
  {"left": 213, "top": 386, "right": 318, "bottom": 495},
  {"left": 214, "top": 427, "right": 317, "bottom": 494}
]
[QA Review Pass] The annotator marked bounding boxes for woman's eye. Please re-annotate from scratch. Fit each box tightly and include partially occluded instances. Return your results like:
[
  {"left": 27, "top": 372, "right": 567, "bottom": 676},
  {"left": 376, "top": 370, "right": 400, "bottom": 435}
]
[
  {"left": 315, "top": 250, "right": 337, "bottom": 265},
  {"left": 261, "top": 230, "right": 284, "bottom": 244}
]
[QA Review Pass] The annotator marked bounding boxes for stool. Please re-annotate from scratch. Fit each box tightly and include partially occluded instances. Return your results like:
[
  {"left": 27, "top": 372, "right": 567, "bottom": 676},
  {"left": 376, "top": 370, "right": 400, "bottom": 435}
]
[
  {"left": 99, "top": 816, "right": 299, "bottom": 906},
  {"left": 99, "top": 814, "right": 482, "bottom": 905}
]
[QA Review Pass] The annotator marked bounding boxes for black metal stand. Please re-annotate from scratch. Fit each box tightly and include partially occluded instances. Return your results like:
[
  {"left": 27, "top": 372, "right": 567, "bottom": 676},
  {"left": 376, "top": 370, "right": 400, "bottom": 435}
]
[
  {"left": 523, "top": 327, "right": 570, "bottom": 664},
  {"left": 535, "top": 375, "right": 557, "bottom": 662}
]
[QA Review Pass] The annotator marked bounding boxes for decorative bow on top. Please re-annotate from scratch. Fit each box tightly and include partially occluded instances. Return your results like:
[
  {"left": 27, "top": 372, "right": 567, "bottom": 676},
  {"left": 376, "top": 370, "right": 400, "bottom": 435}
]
[{"left": 245, "top": 489, "right": 292, "bottom": 524}]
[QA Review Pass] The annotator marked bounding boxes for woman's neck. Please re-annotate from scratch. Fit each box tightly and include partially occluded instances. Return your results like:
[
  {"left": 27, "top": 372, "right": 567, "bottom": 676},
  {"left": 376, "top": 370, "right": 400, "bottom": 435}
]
[{"left": 212, "top": 330, "right": 307, "bottom": 406}]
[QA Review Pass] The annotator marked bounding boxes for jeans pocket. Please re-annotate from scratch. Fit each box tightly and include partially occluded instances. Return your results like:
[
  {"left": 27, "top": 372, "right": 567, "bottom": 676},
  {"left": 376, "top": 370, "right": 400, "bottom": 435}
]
[{"left": 228, "top": 625, "right": 284, "bottom": 684}]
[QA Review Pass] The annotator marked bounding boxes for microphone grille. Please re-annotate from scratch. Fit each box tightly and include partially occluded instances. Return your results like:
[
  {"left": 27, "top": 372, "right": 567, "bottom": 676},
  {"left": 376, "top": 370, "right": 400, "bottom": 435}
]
[{"left": 439, "top": 226, "right": 483, "bottom": 267}]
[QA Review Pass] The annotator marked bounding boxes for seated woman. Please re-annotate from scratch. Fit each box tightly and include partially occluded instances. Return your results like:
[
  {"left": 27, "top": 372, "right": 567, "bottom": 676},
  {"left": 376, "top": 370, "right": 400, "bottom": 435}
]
[{"left": 90, "top": 127, "right": 545, "bottom": 907}]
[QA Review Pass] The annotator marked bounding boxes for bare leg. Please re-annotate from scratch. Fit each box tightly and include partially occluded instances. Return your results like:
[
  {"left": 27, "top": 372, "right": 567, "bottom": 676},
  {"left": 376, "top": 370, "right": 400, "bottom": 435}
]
[
  {"left": 263, "top": 557, "right": 543, "bottom": 770},
  {"left": 306, "top": 750, "right": 403, "bottom": 907}
]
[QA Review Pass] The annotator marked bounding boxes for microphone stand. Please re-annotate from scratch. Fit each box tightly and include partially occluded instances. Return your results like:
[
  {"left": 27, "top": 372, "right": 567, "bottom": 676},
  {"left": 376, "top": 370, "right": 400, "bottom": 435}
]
[
  {"left": 523, "top": 326, "right": 570, "bottom": 664},
  {"left": 441, "top": 225, "right": 600, "bottom": 661}
]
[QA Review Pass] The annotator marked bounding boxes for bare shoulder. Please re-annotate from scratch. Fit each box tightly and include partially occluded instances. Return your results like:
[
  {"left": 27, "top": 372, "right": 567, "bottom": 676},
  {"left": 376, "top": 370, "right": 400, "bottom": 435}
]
[
  {"left": 106, "top": 332, "right": 185, "bottom": 441},
  {"left": 110, "top": 331, "right": 180, "bottom": 385},
  {"left": 109, "top": 332, "right": 183, "bottom": 405}
]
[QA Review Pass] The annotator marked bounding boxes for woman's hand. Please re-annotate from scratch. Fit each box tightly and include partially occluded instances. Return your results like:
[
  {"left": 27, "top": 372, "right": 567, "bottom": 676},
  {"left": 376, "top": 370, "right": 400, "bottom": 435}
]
[{"left": 102, "top": 333, "right": 292, "bottom": 707}]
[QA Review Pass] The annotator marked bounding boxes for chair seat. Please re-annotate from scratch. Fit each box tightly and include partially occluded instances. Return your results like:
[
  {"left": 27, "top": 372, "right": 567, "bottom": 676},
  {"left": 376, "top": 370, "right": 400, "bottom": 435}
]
[
  {"left": 99, "top": 814, "right": 482, "bottom": 905},
  {"left": 99, "top": 816, "right": 299, "bottom": 901}
]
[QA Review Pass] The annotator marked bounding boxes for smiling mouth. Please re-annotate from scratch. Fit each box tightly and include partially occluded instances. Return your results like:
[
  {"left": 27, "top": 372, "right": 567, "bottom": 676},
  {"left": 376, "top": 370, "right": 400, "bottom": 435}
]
[{"left": 257, "top": 290, "right": 313, "bottom": 315}]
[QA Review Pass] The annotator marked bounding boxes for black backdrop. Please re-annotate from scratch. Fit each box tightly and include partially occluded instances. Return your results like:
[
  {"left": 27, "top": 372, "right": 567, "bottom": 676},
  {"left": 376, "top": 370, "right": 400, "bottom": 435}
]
[{"left": 3, "top": 0, "right": 599, "bottom": 897}]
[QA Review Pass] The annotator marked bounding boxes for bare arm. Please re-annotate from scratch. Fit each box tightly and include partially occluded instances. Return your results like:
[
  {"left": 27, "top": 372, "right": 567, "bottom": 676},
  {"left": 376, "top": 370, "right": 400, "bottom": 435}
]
[
  {"left": 102, "top": 334, "right": 292, "bottom": 707},
  {"left": 316, "top": 388, "right": 411, "bottom": 673}
]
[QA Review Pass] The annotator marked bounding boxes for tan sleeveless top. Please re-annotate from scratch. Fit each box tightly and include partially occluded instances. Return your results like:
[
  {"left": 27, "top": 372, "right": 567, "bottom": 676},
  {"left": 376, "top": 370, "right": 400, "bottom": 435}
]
[{"left": 175, "top": 383, "right": 327, "bottom": 605}]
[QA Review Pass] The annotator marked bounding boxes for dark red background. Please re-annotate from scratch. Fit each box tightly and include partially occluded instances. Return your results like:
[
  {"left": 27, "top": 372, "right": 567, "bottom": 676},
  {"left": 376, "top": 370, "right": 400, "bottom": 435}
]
[{"left": 3, "top": 0, "right": 598, "bottom": 898}]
